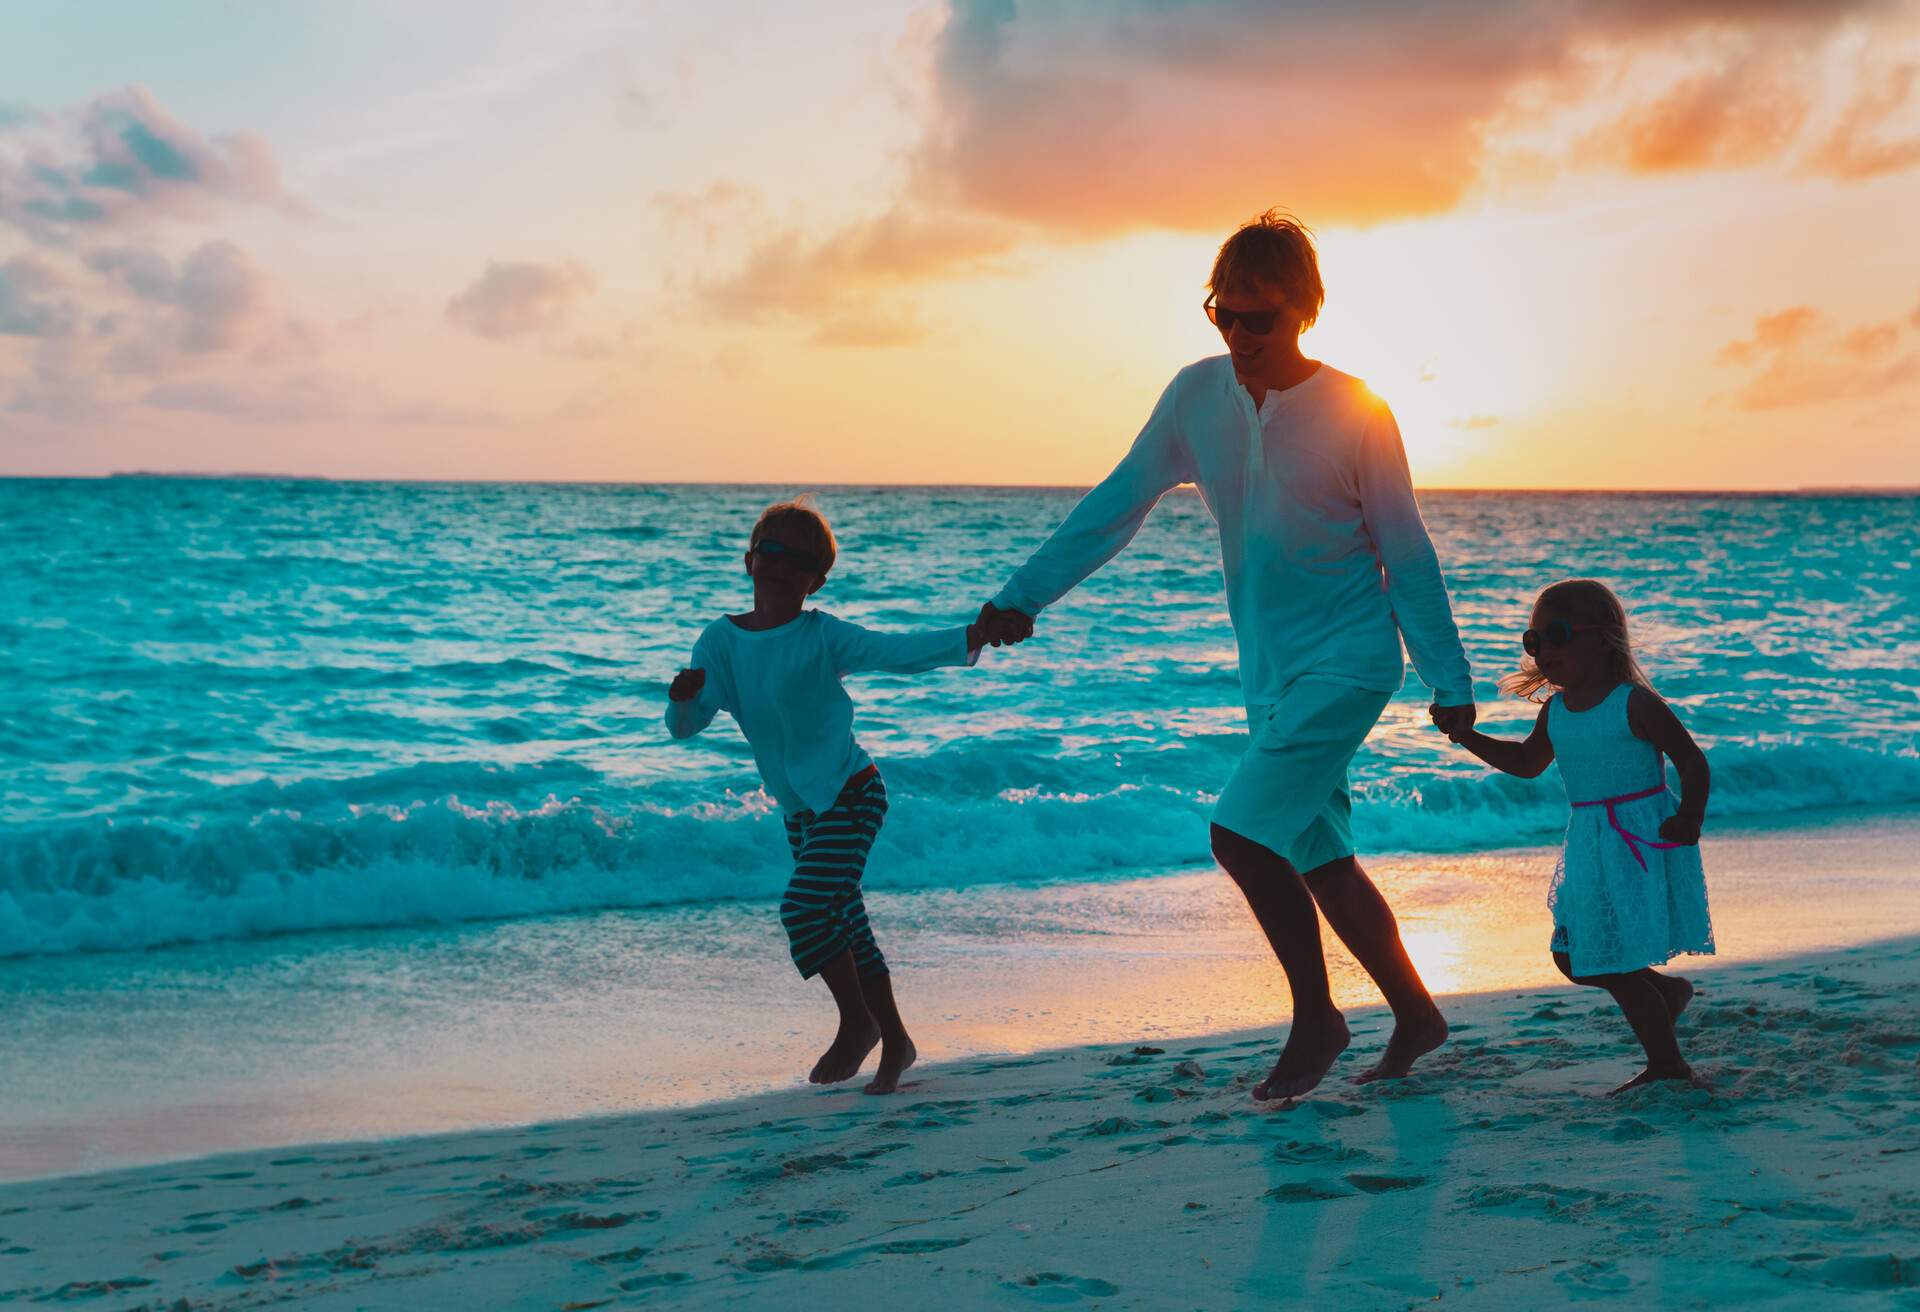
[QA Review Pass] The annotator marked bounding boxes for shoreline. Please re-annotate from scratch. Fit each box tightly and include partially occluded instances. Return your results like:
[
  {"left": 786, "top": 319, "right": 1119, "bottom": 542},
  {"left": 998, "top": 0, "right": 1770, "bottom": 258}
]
[
  {"left": 3, "top": 935, "right": 1916, "bottom": 1306},
  {"left": 6, "top": 805, "right": 1920, "bottom": 1186}
]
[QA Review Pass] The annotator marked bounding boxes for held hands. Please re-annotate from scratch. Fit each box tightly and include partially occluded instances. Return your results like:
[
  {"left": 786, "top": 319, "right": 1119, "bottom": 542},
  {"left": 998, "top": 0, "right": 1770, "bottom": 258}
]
[
  {"left": 1428, "top": 702, "right": 1477, "bottom": 743},
  {"left": 975, "top": 601, "right": 1035, "bottom": 648},
  {"left": 1659, "top": 813, "right": 1703, "bottom": 846},
  {"left": 669, "top": 668, "right": 706, "bottom": 702}
]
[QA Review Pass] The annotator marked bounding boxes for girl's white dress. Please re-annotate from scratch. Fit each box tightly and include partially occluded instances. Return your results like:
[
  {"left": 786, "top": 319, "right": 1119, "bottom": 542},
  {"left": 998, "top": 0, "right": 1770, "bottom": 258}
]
[{"left": 1546, "top": 683, "right": 1715, "bottom": 977}]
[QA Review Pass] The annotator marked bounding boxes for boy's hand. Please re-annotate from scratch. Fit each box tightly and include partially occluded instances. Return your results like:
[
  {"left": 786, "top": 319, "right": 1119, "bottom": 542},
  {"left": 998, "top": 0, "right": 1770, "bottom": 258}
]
[
  {"left": 670, "top": 668, "right": 706, "bottom": 702},
  {"left": 1659, "top": 813, "right": 1702, "bottom": 845},
  {"left": 977, "top": 602, "right": 1034, "bottom": 647}
]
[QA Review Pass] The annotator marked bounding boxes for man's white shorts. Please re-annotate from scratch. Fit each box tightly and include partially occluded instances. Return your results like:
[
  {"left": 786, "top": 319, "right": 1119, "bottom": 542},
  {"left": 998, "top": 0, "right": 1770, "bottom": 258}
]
[{"left": 1211, "top": 677, "right": 1393, "bottom": 871}]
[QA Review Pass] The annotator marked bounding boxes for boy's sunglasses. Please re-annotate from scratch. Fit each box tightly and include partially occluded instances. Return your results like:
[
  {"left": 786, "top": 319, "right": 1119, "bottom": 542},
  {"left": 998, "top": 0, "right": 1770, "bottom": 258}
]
[
  {"left": 1522, "top": 620, "right": 1603, "bottom": 655},
  {"left": 752, "top": 539, "right": 825, "bottom": 574},
  {"left": 1203, "top": 296, "right": 1283, "bottom": 336}
]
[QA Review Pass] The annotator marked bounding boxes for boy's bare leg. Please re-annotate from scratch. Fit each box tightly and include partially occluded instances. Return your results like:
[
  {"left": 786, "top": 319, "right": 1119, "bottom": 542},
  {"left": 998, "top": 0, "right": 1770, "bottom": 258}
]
[
  {"left": 809, "top": 950, "right": 880, "bottom": 1084},
  {"left": 1299, "top": 856, "right": 1449, "bottom": 1084},
  {"left": 857, "top": 972, "right": 917, "bottom": 1095}
]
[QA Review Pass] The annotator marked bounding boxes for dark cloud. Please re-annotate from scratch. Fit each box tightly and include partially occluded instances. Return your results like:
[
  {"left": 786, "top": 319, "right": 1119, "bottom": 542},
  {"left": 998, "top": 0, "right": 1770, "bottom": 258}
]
[
  {"left": 445, "top": 260, "right": 597, "bottom": 340},
  {"left": 0, "top": 87, "right": 294, "bottom": 241},
  {"left": 0, "top": 255, "right": 77, "bottom": 336}
]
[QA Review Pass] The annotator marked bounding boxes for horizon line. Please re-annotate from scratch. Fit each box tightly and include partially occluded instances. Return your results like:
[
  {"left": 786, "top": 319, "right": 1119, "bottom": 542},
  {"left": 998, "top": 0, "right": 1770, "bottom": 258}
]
[{"left": 1, "top": 472, "right": 1915, "bottom": 496}]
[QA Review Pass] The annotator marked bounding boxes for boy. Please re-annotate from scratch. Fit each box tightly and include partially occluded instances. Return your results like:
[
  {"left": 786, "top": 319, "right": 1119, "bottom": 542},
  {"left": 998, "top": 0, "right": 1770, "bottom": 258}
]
[{"left": 666, "top": 497, "right": 989, "bottom": 1095}]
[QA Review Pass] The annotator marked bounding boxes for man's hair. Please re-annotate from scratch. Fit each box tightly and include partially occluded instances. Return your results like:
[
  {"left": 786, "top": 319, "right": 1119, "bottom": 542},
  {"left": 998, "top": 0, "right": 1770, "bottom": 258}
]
[
  {"left": 1208, "top": 209, "right": 1325, "bottom": 330},
  {"left": 749, "top": 495, "right": 838, "bottom": 575}
]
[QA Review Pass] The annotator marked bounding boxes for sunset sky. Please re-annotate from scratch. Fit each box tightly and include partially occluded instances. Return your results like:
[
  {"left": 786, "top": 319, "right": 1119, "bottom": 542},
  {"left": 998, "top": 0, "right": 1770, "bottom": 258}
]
[{"left": 3, "top": 1, "right": 1919, "bottom": 488}]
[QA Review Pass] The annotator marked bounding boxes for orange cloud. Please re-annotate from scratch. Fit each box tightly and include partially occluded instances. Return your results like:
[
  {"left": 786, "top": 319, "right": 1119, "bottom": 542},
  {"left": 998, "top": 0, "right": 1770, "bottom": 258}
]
[
  {"left": 913, "top": 0, "right": 1908, "bottom": 233},
  {"left": 1716, "top": 302, "right": 1920, "bottom": 409}
]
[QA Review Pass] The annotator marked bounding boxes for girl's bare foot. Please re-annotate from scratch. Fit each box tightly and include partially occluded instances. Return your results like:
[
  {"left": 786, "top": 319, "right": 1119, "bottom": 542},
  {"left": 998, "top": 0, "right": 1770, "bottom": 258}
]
[
  {"left": 809, "top": 1020, "right": 880, "bottom": 1084},
  {"left": 1653, "top": 974, "right": 1695, "bottom": 1021},
  {"left": 1352, "top": 1005, "right": 1449, "bottom": 1085},
  {"left": 864, "top": 1035, "right": 916, "bottom": 1095},
  {"left": 1253, "top": 1010, "right": 1350, "bottom": 1101},
  {"left": 1607, "top": 1062, "right": 1697, "bottom": 1096}
]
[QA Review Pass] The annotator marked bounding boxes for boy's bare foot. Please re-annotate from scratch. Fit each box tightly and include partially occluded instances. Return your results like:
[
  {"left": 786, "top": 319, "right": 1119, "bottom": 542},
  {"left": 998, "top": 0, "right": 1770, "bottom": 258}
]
[
  {"left": 1607, "top": 1062, "right": 1698, "bottom": 1096},
  {"left": 1653, "top": 974, "right": 1695, "bottom": 1021},
  {"left": 809, "top": 1020, "right": 880, "bottom": 1085},
  {"left": 1253, "top": 1011, "right": 1350, "bottom": 1101},
  {"left": 864, "top": 1035, "right": 917, "bottom": 1095},
  {"left": 1352, "top": 1005, "right": 1449, "bottom": 1085}
]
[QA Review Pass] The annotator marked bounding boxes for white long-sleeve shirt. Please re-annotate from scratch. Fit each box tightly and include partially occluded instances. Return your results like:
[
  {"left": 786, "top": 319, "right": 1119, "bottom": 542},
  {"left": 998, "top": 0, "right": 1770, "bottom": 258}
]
[
  {"left": 665, "top": 610, "right": 979, "bottom": 814},
  {"left": 993, "top": 356, "right": 1472, "bottom": 708}
]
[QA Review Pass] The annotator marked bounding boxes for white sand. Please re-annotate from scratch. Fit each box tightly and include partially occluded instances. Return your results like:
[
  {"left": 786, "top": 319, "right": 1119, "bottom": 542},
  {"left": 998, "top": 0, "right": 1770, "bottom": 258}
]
[{"left": 3, "top": 938, "right": 1916, "bottom": 1308}]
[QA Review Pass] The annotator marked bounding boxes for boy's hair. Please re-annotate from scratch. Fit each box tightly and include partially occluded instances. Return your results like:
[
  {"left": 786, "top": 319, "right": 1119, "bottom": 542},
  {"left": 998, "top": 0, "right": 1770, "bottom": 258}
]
[
  {"left": 1208, "top": 209, "right": 1325, "bottom": 330},
  {"left": 1499, "top": 578, "right": 1655, "bottom": 703},
  {"left": 749, "top": 496, "right": 837, "bottom": 575}
]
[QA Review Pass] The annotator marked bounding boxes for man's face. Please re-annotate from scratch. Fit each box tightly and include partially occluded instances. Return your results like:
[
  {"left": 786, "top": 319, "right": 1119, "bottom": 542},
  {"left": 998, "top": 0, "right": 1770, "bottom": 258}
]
[{"left": 1210, "top": 278, "right": 1297, "bottom": 377}]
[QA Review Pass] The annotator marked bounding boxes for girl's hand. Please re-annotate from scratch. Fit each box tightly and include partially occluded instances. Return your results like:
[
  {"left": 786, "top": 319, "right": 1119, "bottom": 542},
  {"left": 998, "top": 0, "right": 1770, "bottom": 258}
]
[
  {"left": 1659, "top": 813, "right": 1702, "bottom": 845},
  {"left": 670, "top": 668, "right": 706, "bottom": 702}
]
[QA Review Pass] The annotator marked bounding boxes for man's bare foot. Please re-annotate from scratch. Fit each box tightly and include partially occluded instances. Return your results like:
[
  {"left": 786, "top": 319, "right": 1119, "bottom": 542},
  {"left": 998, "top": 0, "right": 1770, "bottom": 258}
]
[
  {"left": 809, "top": 1020, "right": 880, "bottom": 1084},
  {"left": 1653, "top": 974, "right": 1694, "bottom": 1021},
  {"left": 1607, "top": 1062, "right": 1698, "bottom": 1096},
  {"left": 1352, "top": 1005, "right": 1449, "bottom": 1085},
  {"left": 864, "top": 1035, "right": 917, "bottom": 1095},
  {"left": 1253, "top": 1011, "right": 1350, "bottom": 1101}
]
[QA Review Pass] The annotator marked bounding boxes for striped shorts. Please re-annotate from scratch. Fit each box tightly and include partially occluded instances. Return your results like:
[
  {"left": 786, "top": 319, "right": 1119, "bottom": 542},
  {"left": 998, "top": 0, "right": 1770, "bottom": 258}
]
[{"left": 780, "top": 772, "right": 889, "bottom": 980}]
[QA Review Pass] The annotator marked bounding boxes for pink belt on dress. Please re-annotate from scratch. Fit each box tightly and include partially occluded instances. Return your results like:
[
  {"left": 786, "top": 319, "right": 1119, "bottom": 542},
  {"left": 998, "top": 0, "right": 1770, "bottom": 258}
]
[{"left": 1571, "top": 783, "right": 1683, "bottom": 871}]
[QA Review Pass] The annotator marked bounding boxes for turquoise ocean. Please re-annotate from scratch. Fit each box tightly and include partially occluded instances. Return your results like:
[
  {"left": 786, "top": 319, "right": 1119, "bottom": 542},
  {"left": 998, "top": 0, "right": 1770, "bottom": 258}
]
[{"left": 4, "top": 479, "right": 1916, "bottom": 962}]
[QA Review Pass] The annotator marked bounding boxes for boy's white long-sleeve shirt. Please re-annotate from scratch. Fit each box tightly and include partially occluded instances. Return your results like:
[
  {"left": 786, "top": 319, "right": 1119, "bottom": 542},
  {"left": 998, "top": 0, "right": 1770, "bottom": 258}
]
[
  {"left": 992, "top": 356, "right": 1473, "bottom": 709},
  {"left": 665, "top": 610, "right": 978, "bottom": 814}
]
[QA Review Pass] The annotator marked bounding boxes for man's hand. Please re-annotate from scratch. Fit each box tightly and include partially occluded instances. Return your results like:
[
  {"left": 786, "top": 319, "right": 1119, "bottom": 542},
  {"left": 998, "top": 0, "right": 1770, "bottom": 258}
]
[
  {"left": 1659, "top": 813, "right": 1702, "bottom": 846},
  {"left": 1428, "top": 702, "right": 1477, "bottom": 742},
  {"left": 976, "top": 601, "right": 1035, "bottom": 647},
  {"left": 670, "top": 668, "right": 706, "bottom": 702}
]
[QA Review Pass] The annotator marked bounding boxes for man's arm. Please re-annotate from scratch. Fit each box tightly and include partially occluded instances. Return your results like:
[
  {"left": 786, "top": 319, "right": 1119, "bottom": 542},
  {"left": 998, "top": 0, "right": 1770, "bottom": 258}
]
[
  {"left": 1355, "top": 402, "right": 1474, "bottom": 709},
  {"left": 988, "top": 375, "right": 1194, "bottom": 627}
]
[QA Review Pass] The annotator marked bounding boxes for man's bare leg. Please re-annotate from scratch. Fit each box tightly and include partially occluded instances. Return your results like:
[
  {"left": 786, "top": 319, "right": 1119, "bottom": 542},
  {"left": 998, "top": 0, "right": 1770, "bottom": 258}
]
[
  {"left": 1299, "top": 856, "right": 1448, "bottom": 1084},
  {"left": 1211, "top": 824, "right": 1349, "bottom": 1100},
  {"left": 809, "top": 950, "right": 880, "bottom": 1084}
]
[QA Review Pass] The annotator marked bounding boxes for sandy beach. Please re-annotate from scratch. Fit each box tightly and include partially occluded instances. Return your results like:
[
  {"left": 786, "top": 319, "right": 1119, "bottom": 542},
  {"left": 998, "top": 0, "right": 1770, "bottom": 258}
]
[{"left": 4, "top": 934, "right": 1916, "bottom": 1308}]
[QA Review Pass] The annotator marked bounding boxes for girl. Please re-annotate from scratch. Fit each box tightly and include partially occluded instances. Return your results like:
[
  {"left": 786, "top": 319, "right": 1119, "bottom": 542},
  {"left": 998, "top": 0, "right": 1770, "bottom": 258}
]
[{"left": 1436, "top": 579, "right": 1714, "bottom": 1093}]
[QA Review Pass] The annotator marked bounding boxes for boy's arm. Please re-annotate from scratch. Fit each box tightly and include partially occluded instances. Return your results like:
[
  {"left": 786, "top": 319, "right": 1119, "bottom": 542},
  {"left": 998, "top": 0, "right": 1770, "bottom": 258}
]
[
  {"left": 821, "top": 613, "right": 982, "bottom": 676},
  {"left": 989, "top": 373, "right": 1194, "bottom": 622},
  {"left": 1628, "top": 687, "right": 1710, "bottom": 843},
  {"left": 1356, "top": 402, "right": 1474, "bottom": 709},
  {"left": 1441, "top": 701, "right": 1554, "bottom": 778},
  {"left": 664, "top": 637, "right": 722, "bottom": 739}
]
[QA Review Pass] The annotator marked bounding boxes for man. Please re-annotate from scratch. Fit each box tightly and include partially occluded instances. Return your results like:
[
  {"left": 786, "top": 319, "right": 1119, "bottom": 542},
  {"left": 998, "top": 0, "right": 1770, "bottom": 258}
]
[{"left": 981, "top": 211, "right": 1476, "bottom": 1099}]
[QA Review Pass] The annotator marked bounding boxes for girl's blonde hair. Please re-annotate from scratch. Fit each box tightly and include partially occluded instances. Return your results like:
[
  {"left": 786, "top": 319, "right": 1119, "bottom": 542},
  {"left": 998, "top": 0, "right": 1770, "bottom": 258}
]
[{"left": 1498, "top": 578, "right": 1655, "bottom": 703}]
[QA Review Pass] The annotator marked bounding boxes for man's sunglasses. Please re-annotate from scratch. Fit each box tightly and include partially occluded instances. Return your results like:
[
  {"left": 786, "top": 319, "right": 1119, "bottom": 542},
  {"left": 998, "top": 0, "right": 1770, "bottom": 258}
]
[
  {"left": 1204, "top": 296, "right": 1283, "bottom": 336},
  {"left": 1522, "top": 620, "right": 1603, "bottom": 655},
  {"left": 752, "top": 539, "right": 825, "bottom": 574}
]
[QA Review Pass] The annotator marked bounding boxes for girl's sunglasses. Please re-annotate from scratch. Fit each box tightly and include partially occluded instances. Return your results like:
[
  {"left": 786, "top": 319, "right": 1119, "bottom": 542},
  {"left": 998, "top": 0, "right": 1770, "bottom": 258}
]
[
  {"left": 1203, "top": 296, "right": 1282, "bottom": 336},
  {"left": 752, "top": 539, "right": 825, "bottom": 574},
  {"left": 1522, "top": 620, "right": 1603, "bottom": 655}
]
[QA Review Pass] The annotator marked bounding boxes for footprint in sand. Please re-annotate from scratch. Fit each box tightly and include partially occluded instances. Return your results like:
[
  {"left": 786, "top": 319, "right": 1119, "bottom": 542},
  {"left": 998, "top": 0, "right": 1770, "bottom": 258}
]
[
  {"left": 1005, "top": 1271, "right": 1123, "bottom": 1302},
  {"left": 1345, "top": 1173, "right": 1429, "bottom": 1194},
  {"left": 1265, "top": 1180, "right": 1354, "bottom": 1203},
  {"left": 616, "top": 1271, "right": 691, "bottom": 1291}
]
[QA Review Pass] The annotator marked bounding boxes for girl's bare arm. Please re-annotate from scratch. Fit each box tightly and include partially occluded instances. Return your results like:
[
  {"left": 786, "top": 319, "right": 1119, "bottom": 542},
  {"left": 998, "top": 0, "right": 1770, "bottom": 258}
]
[
  {"left": 1444, "top": 701, "right": 1555, "bottom": 778},
  {"left": 1629, "top": 687, "right": 1710, "bottom": 842}
]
